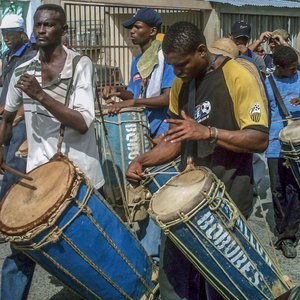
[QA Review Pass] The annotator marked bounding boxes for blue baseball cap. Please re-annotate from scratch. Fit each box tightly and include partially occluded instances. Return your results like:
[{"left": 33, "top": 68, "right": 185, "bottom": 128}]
[{"left": 122, "top": 8, "right": 162, "bottom": 29}]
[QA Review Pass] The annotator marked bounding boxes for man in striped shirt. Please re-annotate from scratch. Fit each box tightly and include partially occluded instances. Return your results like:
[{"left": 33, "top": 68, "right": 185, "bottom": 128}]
[{"left": 0, "top": 4, "right": 104, "bottom": 299}]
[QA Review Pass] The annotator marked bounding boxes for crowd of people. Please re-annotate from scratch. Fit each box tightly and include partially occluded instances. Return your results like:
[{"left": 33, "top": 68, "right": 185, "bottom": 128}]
[{"left": 0, "top": 3, "right": 299, "bottom": 300}]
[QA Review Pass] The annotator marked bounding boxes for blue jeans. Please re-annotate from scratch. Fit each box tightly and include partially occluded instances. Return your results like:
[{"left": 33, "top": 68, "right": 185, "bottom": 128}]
[
  {"left": 0, "top": 121, "right": 26, "bottom": 199},
  {"left": 138, "top": 217, "right": 161, "bottom": 265},
  {"left": 1, "top": 246, "right": 35, "bottom": 300}
]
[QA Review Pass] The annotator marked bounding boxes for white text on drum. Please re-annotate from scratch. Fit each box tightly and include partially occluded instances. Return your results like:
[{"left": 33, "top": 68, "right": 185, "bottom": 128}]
[
  {"left": 197, "top": 212, "right": 264, "bottom": 287},
  {"left": 221, "top": 203, "right": 272, "bottom": 267},
  {"left": 125, "top": 124, "right": 142, "bottom": 162}
]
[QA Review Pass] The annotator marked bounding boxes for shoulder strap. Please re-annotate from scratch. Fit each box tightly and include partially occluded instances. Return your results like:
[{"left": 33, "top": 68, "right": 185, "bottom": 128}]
[
  {"left": 57, "top": 55, "right": 82, "bottom": 154},
  {"left": 268, "top": 75, "right": 291, "bottom": 119}
]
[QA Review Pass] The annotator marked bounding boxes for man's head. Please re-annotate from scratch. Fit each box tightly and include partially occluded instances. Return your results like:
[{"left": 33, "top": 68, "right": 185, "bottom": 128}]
[
  {"left": 268, "top": 29, "right": 290, "bottom": 52},
  {"left": 0, "top": 15, "right": 25, "bottom": 52},
  {"left": 273, "top": 46, "right": 298, "bottom": 78},
  {"left": 229, "top": 21, "right": 251, "bottom": 46},
  {"left": 33, "top": 4, "right": 68, "bottom": 49},
  {"left": 162, "top": 21, "right": 208, "bottom": 82},
  {"left": 122, "top": 8, "right": 162, "bottom": 46}
]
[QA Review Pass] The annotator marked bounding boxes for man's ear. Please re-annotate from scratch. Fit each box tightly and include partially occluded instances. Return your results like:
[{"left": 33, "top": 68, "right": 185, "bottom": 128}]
[
  {"left": 196, "top": 44, "right": 207, "bottom": 57},
  {"left": 62, "top": 24, "right": 68, "bottom": 36},
  {"left": 150, "top": 27, "right": 158, "bottom": 38}
]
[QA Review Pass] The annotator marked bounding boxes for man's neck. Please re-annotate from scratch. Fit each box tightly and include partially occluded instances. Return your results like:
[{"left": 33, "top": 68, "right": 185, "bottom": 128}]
[
  {"left": 39, "top": 45, "right": 66, "bottom": 63},
  {"left": 140, "top": 39, "right": 154, "bottom": 53}
]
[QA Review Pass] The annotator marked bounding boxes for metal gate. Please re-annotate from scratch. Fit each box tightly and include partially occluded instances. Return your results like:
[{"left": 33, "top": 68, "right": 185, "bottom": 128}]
[{"left": 63, "top": 2, "right": 203, "bottom": 89}]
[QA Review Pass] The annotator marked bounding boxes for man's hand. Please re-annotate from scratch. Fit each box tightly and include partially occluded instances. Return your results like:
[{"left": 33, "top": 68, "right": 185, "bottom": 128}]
[
  {"left": 102, "top": 86, "right": 121, "bottom": 101},
  {"left": 272, "top": 34, "right": 289, "bottom": 47},
  {"left": 290, "top": 98, "right": 300, "bottom": 106},
  {"left": 236, "top": 44, "right": 248, "bottom": 56},
  {"left": 126, "top": 160, "right": 145, "bottom": 187},
  {"left": 15, "top": 74, "right": 44, "bottom": 101},
  {"left": 107, "top": 99, "right": 135, "bottom": 115},
  {"left": 258, "top": 31, "right": 273, "bottom": 44},
  {"left": 12, "top": 105, "right": 25, "bottom": 127},
  {"left": 0, "top": 106, "right": 4, "bottom": 115},
  {"left": 164, "top": 111, "right": 210, "bottom": 143}
]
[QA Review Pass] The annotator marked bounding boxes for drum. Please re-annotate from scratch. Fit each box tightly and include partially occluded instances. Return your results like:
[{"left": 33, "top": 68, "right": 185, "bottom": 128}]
[
  {"left": 142, "top": 157, "right": 181, "bottom": 195},
  {"left": 279, "top": 120, "right": 300, "bottom": 187},
  {"left": 149, "top": 167, "right": 291, "bottom": 300},
  {"left": 126, "top": 158, "right": 181, "bottom": 222},
  {"left": 95, "top": 107, "right": 150, "bottom": 206},
  {"left": 0, "top": 158, "right": 156, "bottom": 300},
  {"left": 15, "top": 139, "right": 28, "bottom": 159}
]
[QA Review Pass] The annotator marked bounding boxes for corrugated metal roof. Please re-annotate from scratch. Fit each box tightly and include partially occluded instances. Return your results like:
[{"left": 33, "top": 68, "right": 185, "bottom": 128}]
[{"left": 208, "top": 0, "right": 300, "bottom": 8}]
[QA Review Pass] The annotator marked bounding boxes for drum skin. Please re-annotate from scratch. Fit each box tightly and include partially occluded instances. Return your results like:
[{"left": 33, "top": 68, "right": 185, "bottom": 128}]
[
  {"left": 0, "top": 159, "right": 155, "bottom": 300},
  {"left": 150, "top": 167, "right": 290, "bottom": 300},
  {"left": 279, "top": 121, "right": 300, "bottom": 188},
  {"left": 95, "top": 108, "right": 150, "bottom": 205}
]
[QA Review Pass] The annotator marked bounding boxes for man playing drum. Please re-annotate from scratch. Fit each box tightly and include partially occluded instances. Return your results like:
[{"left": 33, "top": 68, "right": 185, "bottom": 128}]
[
  {"left": 0, "top": 4, "right": 104, "bottom": 299},
  {"left": 103, "top": 7, "right": 175, "bottom": 265},
  {"left": 126, "top": 22, "right": 269, "bottom": 299},
  {"left": 265, "top": 46, "right": 300, "bottom": 259}
]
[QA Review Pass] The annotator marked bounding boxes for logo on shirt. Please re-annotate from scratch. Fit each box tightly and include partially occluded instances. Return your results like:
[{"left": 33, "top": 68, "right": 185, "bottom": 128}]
[
  {"left": 249, "top": 103, "right": 261, "bottom": 122},
  {"left": 194, "top": 101, "right": 211, "bottom": 123},
  {"left": 133, "top": 73, "right": 142, "bottom": 82}
]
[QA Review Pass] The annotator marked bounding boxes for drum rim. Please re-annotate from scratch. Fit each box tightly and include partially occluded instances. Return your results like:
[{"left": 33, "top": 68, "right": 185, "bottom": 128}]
[
  {"left": 149, "top": 166, "right": 215, "bottom": 225},
  {"left": 279, "top": 121, "right": 300, "bottom": 144},
  {"left": 0, "top": 159, "right": 79, "bottom": 237},
  {"left": 95, "top": 106, "right": 147, "bottom": 117}
]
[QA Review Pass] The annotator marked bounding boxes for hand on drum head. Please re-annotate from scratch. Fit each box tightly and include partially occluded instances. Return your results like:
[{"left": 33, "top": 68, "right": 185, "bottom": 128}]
[
  {"left": 164, "top": 111, "right": 210, "bottom": 143},
  {"left": 126, "top": 160, "right": 145, "bottom": 187},
  {"left": 102, "top": 86, "right": 120, "bottom": 100},
  {"left": 107, "top": 100, "right": 135, "bottom": 115},
  {"left": 290, "top": 97, "right": 300, "bottom": 106}
]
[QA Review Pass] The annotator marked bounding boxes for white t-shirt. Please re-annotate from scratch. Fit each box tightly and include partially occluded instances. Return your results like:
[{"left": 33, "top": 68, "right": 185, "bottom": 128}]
[{"left": 5, "top": 47, "right": 104, "bottom": 189}]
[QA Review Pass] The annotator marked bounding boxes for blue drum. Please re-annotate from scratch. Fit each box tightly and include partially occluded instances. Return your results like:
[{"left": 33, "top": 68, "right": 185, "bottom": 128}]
[
  {"left": 142, "top": 158, "right": 181, "bottom": 195},
  {"left": 279, "top": 120, "right": 300, "bottom": 188},
  {"left": 0, "top": 158, "right": 156, "bottom": 300},
  {"left": 149, "top": 167, "right": 291, "bottom": 300},
  {"left": 95, "top": 107, "right": 150, "bottom": 206}
]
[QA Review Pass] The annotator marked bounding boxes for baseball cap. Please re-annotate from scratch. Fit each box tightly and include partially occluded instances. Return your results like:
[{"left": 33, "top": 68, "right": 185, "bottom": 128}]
[
  {"left": 231, "top": 21, "right": 251, "bottom": 39},
  {"left": 0, "top": 15, "right": 24, "bottom": 31},
  {"left": 272, "top": 29, "right": 290, "bottom": 41},
  {"left": 208, "top": 38, "right": 239, "bottom": 59},
  {"left": 122, "top": 8, "right": 162, "bottom": 29}
]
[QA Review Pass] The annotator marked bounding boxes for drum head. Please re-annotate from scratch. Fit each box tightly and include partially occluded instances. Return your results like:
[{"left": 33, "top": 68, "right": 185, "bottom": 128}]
[
  {"left": 279, "top": 120, "right": 300, "bottom": 145},
  {"left": 150, "top": 167, "right": 214, "bottom": 224},
  {"left": 0, "top": 160, "right": 76, "bottom": 236}
]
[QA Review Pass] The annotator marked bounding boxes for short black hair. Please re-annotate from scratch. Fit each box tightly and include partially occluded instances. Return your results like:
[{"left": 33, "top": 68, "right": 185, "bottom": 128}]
[
  {"left": 34, "top": 4, "right": 66, "bottom": 26},
  {"left": 273, "top": 46, "right": 298, "bottom": 67},
  {"left": 162, "top": 21, "right": 206, "bottom": 56}
]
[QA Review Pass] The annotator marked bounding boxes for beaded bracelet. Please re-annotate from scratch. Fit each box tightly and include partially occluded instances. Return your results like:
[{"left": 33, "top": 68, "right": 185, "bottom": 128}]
[{"left": 208, "top": 126, "right": 219, "bottom": 144}]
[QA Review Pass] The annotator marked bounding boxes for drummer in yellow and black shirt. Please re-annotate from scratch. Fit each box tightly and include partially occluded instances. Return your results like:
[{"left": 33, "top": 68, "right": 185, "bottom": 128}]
[{"left": 126, "top": 22, "right": 269, "bottom": 300}]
